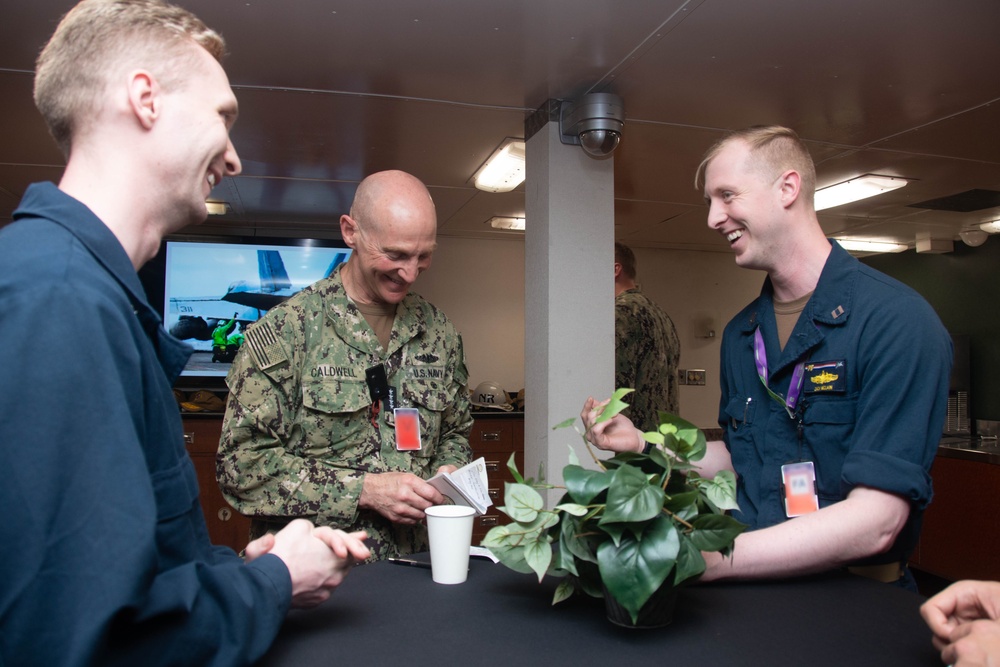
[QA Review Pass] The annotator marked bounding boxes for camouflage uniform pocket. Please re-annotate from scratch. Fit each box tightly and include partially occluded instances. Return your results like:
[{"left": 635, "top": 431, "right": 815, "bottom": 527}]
[{"left": 301, "top": 377, "right": 373, "bottom": 461}]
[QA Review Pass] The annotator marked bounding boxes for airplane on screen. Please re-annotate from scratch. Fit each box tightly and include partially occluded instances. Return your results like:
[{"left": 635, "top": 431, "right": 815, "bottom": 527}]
[{"left": 168, "top": 249, "right": 347, "bottom": 341}]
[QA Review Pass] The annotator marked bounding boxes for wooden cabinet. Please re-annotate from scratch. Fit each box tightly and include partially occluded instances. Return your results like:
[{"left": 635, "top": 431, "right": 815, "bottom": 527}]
[
  {"left": 911, "top": 454, "right": 1000, "bottom": 582},
  {"left": 182, "top": 415, "right": 251, "bottom": 553},
  {"left": 469, "top": 414, "right": 525, "bottom": 543}
]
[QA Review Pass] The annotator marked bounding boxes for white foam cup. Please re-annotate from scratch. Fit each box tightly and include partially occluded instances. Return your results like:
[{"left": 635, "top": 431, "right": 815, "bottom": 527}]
[{"left": 425, "top": 505, "right": 475, "bottom": 584}]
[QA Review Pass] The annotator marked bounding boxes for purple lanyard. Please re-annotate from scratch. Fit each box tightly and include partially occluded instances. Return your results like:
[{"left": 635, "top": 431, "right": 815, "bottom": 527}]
[{"left": 753, "top": 327, "right": 805, "bottom": 420}]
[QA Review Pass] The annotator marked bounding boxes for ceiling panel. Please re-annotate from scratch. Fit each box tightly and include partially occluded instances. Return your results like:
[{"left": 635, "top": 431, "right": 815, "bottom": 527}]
[{"left": 2, "top": 0, "right": 999, "bottom": 250}]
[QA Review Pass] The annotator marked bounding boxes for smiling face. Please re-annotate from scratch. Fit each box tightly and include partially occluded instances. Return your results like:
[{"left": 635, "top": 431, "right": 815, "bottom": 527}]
[
  {"left": 340, "top": 171, "right": 438, "bottom": 305},
  {"left": 702, "top": 139, "right": 785, "bottom": 272},
  {"left": 155, "top": 44, "right": 241, "bottom": 228}
]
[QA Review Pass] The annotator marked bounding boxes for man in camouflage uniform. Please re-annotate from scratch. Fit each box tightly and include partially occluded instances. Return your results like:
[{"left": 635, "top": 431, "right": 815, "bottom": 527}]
[
  {"left": 614, "top": 242, "right": 681, "bottom": 432},
  {"left": 218, "top": 170, "right": 473, "bottom": 560}
]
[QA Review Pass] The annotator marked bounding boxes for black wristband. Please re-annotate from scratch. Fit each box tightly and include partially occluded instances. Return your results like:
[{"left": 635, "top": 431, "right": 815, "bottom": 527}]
[{"left": 641, "top": 440, "right": 653, "bottom": 455}]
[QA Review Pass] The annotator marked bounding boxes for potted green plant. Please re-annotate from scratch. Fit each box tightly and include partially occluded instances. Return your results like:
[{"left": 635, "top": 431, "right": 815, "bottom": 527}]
[{"left": 482, "top": 388, "right": 747, "bottom": 628}]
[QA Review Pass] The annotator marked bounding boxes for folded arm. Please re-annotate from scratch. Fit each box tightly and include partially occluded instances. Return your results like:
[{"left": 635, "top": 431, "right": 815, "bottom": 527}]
[{"left": 701, "top": 485, "right": 909, "bottom": 581}]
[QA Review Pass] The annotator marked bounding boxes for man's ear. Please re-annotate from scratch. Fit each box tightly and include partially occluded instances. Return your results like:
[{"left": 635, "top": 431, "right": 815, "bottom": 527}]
[
  {"left": 613, "top": 262, "right": 623, "bottom": 280},
  {"left": 340, "top": 214, "right": 359, "bottom": 249},
  {"left": 777, "top": 169, "right": 802, "bottom": 209},
  {"left": 127, "top": 70, "right": 159, "bottom": 130}
]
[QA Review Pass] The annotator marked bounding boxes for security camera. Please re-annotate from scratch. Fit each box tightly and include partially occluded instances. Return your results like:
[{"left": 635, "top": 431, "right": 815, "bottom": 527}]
[{"left": 559, "top": 93, "right": 625, "bottom": 158}]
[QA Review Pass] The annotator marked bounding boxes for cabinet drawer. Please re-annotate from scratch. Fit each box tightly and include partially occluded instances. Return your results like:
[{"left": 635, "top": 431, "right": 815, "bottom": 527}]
[
  {"left": 469, "top": 419, "right": 513, "bottom": 452},
  {"left": 182, "top": 417, "right": 225, "bottom": 454},
  {"left": 479, "top": 448, "right": 524, "bottom": 500},
  {"left": 180, "top": 415, "right": 251, "bottom": 552},
  {"left": 469, "top": 416, "right": 522, "bottom": 544}
]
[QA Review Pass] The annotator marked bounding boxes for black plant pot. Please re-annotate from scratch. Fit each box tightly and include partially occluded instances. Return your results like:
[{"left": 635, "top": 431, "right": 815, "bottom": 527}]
[{"left": 602, "top": 585, "right": 678, "bottom": 629}]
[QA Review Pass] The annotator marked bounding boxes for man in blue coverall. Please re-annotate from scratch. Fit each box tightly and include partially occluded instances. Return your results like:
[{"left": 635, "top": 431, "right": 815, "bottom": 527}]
[
  {"left": 0, "top": 1, "right": 370, "bottom": 665},
  {"left": 583, "top": 125, "right": 951, "bottom": 589}
]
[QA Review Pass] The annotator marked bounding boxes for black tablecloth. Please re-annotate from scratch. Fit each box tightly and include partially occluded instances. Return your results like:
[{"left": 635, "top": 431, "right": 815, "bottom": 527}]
[{"left": 257, "top": 556, "right": 941, "bottom": 666}]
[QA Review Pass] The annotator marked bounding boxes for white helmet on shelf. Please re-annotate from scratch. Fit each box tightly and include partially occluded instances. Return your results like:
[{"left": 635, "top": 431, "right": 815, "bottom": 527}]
[{"left": 470, "top": 380, "right": 513, "bottom": 411}]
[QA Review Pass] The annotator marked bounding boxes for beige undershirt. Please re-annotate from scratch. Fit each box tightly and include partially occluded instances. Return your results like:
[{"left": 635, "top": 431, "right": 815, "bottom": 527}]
[
  {"left": 355, "top": 301, "right": 397, "bottom": 351},
  {"left": 773, "top": 292, "right": 812, "bottom": 350}
]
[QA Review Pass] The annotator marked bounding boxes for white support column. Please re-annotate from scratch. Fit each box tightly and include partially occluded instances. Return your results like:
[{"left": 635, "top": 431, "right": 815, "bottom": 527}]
[{"left": 523, "top": 115, "right": 615, "bottom": 502}]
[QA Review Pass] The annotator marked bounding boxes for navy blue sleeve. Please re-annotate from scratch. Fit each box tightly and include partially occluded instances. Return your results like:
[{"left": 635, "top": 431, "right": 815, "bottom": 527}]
[
  {"left": 0, "top": 256, "right": 291, "bottom": 666},
  {"left": 839, "top": 284, "right": 952, "bottom": 509}
]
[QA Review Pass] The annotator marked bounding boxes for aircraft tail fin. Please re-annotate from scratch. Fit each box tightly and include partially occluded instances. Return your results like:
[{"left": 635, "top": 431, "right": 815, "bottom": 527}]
[{"left": 258, "top": 249, "right": 292, "bottom": 293}]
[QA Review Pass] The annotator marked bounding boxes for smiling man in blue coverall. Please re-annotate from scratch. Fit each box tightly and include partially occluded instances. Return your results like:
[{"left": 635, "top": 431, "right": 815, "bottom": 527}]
[
  {"left": 583, "top": 125, "right": 951, "bottom": 590},
  {"left": 0, "top": 2, "right": 369, "bottom": 665}
]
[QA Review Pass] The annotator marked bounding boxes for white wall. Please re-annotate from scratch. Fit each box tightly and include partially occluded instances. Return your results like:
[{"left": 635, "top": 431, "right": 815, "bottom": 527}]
[
  {"left": 412, "top": 236, "right": 526, "bottom": 395},
  {"left": 631, "top": 246, "right": 764, "bottom": 428},
  {"left": 415, "top": 236, "right": 764, "bottom": 429}
]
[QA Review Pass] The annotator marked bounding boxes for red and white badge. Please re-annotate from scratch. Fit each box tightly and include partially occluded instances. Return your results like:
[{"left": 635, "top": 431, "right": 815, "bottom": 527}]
[
  {"left": 781, "top": 461, "right": 819, "bottom": 517},
  {"left": 394, "top": 408, "right": 422, "bottom": 451}
]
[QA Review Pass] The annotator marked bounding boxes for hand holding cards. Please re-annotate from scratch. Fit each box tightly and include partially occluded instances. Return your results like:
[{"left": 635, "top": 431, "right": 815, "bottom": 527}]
[{"left": 427, "top": 458, "right": 493, "bottom": 515}]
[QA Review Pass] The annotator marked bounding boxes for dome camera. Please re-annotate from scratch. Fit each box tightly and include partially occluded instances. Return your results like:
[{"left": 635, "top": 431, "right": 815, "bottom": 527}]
[{"left": 559, "top": 93, "right": 624, "bottom": 159}]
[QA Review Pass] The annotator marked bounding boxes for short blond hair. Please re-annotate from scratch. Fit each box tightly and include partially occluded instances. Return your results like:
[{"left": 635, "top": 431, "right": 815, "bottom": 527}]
[
  {"left": 34, "top": 0, "right": 226, "bottom": 157},
  {"left": 695, "top": 125, "right": 816, "bottom": 207}
]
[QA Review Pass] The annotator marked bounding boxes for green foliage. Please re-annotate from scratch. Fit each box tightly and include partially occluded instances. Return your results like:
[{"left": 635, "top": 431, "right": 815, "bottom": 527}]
[{"left": 483, "top": 388, "right": 747, "bottom": 625}]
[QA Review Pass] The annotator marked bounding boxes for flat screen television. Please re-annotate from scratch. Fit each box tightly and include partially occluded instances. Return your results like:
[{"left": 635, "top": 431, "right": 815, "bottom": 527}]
[{"left": 139, "top": 235, "right": 352, "bottom": 389}]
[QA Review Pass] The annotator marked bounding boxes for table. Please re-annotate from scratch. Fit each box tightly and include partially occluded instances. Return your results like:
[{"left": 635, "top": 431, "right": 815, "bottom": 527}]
[{"left": 258, "top": 556, "right": 941, "bottom": 666}]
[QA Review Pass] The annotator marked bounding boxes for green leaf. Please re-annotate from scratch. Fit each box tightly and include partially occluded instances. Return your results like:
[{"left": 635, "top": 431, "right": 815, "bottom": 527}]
[
  {"left": 595, "top": 388, "right": 634, "bottom": 423},
  {"left": 688, "top": 513, "right": 748, "bottom": 552},
  {"left": 559, "top": 513, "right": 597, "bottom": 565},
  {"left": 703, "top": 469, "right": 740, "bottom": 511},
  {"left": 553, "top": 540, "right": 579, "bottom": 575},
  {"left": 674, "top": 537, "right": 707, "bottom": 586},
  {"left": 481, "top": 524, "right": 515, "bottom": 548},
  {"left": 504, "top": 483, "right": 544, "bottom": 523},
  {"left": 485, "top": 541, "right": 535, "bottom": 575},
  {"left": 642, "top": 431, "right": 664, "bottom": 446},
  {"left": 552, "top": 417, "right": 577, "bottom": 430},
  {"left": 567, "top": 444, "right": 580, "bottom": 467},
  {"left": 563, "top": 464, "right": 611, "bottom": 505},
  {"left": 524, "top": 539, "right": 554, "bottom": 582},
  {"left": 506, "top": 452, "right": 524, "bottom": 485},
  {"left": 647, "top": 445, "right": 674, "bottom": 475},
  {"left": 596, "top": 516, "right": 679, "bottom": 623},
  {"left": 674, "top": 503, "right": 698, "bottom": 523},
  {"left": 656, "top": 411, "right": 707, "bottom": 461},
  {"left": 552, "top": 578, "right": 577, "bottom": 605},
  {"left": 598, "top": 521, "right": 627, "bottom": 547},
  {"left": 663, "top": 490, "right": 698, "bottom": 513},
  {"left": 484, "top": 512, "right": 557, "bottom": 550},
  {"left": 600, "top": 464, "right": 664, "bottom": 524},
  {"left": 554, "top": 502, "right": 589, "bottom": 516}
]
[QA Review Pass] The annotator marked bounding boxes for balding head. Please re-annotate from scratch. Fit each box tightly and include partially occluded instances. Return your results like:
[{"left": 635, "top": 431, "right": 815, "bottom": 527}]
[
  {"left": 350, "top": 170, "right": 437, "bottom": 238},
  {"left": 340, "top": 170, "right": 438, "bottom": 305}
]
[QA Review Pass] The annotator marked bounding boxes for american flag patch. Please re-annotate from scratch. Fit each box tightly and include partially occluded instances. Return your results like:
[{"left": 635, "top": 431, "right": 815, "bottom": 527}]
[{"left": 245, "top": 322, "right": 288, "bottom": 370}]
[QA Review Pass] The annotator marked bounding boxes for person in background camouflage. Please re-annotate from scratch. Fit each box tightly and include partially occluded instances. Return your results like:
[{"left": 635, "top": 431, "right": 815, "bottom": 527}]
[
  {"left": 614, "top": 241, "right": 681, "bottom": 432},
  {"left": 218, "top": 170, "right": 473, "bottom": 560}
]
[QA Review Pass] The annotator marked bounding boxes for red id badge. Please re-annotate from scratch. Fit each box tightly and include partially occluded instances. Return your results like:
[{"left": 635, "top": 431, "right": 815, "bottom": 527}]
[
  {"left": 781, "top": 461, "right": 819, "bottom": 517},
  {"left": 394, "top": 408, "right": 422, "bottom": 451}
]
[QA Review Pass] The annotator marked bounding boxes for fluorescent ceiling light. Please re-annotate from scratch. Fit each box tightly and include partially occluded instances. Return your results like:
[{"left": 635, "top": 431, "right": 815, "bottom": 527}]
[
  {"left": 474, "top": 139, "right": 525, "bottom": 193},
  {"left": 835, "top": 238, "right": 907, "bottom": 254},
  {"left": 814, "top": 174, "right": 909, "bottom": 211},
  {"left": 205, "top": 201, "right": 228, "bottom": 215},
  {"left": 488, "top": 216, "right": 525, "bottom": 230},
  {"left": 980, "top": 220, "right": 1000, "bottom": 234}
]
